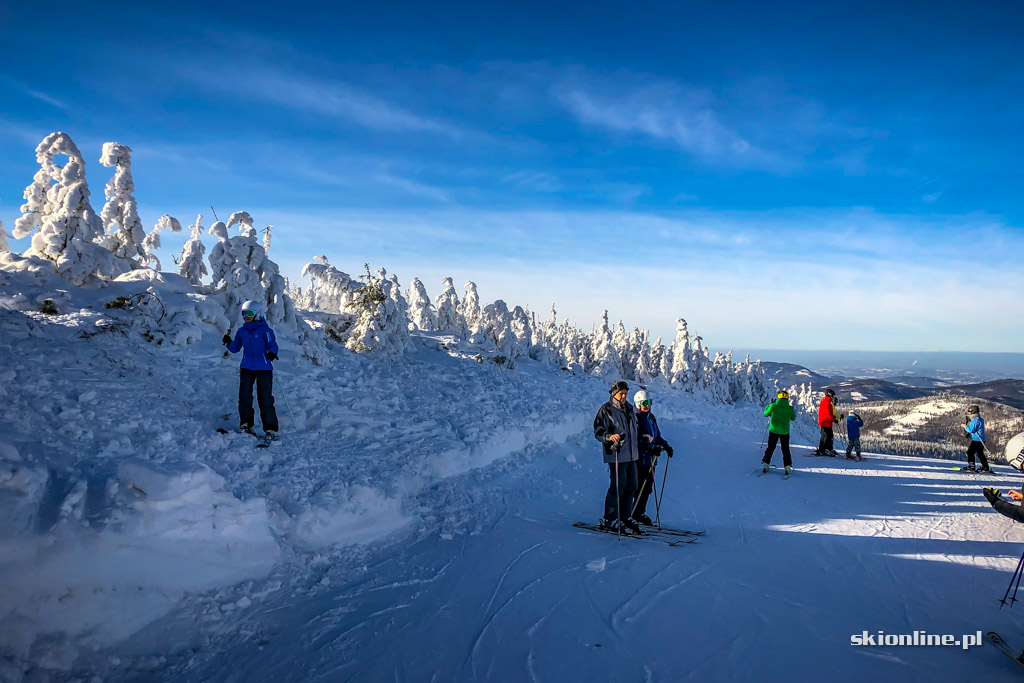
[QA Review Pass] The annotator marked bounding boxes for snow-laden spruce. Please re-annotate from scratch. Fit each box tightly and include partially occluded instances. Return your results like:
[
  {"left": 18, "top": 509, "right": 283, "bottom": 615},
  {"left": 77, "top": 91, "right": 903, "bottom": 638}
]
[
  {"left": 434, "top": 277, "right": 467, "bottom": 337},
  {"left": 406, "top": 277, "right": 438, "bottom": 331},
  {"left": 208, "top": 214, "right": 294, "bottom": 326},
  {"left": 298, "top": 256, "right": 361, "bottom": 314},
  {"left": 0, "top": 219, "right": 9, "bottom": 254},
  {"left": 143, "top": 214, "right": 182, "bottom": 270},
  {"left": 345, "top": 266, "right": 412, "bottom": 356},
  {"left": 460, "top": 281, "right": 482, "bottom": 339},
  {"left": 12, "top": 132, "right": 124, "bottom": 284},
  {"left": 98, "top": 142, "right": 148, "bottom": 266},
  {"left": 179, "top": 215, "right": 208, "bottom": 286}
]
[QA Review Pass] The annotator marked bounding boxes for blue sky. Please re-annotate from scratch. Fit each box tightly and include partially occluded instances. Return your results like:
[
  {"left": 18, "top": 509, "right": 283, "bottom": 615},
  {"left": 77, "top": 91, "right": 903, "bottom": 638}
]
[{"left": 1, "top": 1, "right": 1023, "bottom": 352}]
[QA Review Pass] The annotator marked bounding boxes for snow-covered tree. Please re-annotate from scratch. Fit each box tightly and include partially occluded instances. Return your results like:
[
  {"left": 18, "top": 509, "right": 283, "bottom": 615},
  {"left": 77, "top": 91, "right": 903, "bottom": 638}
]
[
  {"left": 262, "top": 224, "right": 274, "bottom": 253},
  {"left": 142, "top": 214, "right": 182, "bottom": 270},
  {"left": 658, "top": 339, "right": 673, "bottom": 380},
  {"left": 208, "top": 212, "right": 294, "bottom": 325},
  {"left": 406, "top": 277, "right": 438, "bottom": 331},
  {"left": 346, "top": 264, "right": 412, "bottom": 355},
  {"left": 0, "top": 220, "right": 8, "bottom": 254},
  {"left": 179, "top": 214, "right": 207, "bottom": 286},
  {"left": 98, "top": 142, "right": 146, "bottom": 266},
  {"left": 590, "top": 310, "right": 623, "bottom": 377},
  {"left": 300, "top": 256, "right": 361, "bottom": 313},
  {"left": 13, "top": 132, "right": 121, "bottom": 284},
  {"left": 669, "top": 318, "right": 693, "bottom": 387},
  {"left": 434, "top": 277, "right": 466, "bottom": 337},
  {"left": 460, "top": 281, "right": 482, "bottom": 337},
  {"left": 386, "top": 272, "right": 409, "bottom": 322}
]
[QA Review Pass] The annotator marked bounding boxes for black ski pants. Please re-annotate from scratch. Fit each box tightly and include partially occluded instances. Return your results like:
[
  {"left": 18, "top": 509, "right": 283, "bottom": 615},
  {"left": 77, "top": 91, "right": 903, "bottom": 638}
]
[
  {"left": 967, "top": 441, "right": 989, "bottom": 469},
  {"left": 762, "top": 432, "right": 792, "bottom": 467},
  {"left": 817, "top": 426, "right": 834, "bottom": 454},
  {"left": 605, "top": 461, "right": 638, "bottom": 524},
  {"left": 239, "top": 369, "right": 279, "bottom": 432},
  {"left": 635, "top": 462, "right": 656, "bottom": 517}
]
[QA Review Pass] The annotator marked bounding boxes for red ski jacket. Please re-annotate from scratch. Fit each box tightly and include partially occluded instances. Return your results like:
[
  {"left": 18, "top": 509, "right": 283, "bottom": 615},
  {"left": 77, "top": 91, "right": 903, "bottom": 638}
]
[{"left": 818, "top": 396, "right": 838, "bottom": 427}]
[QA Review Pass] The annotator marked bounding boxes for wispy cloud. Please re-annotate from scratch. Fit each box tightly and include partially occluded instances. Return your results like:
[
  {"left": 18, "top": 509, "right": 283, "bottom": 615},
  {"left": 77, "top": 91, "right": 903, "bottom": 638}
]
[
  {"left": 24, "top": 88, "right": 69, "bottom": 111},
  {"left": 178, "top": 64, "right": 464, "bottom": 138},
  {"left": 555, "top": 77, "right": 776, "bottom": 168}
]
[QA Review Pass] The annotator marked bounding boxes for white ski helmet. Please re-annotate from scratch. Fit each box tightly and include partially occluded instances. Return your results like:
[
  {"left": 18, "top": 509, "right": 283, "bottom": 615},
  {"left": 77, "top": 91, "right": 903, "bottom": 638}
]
[
  {"left": 1005, "top": 432, "right": 1024, "bottom": 471},
  {"left": 633, "top": 390, "right": 651, "bottom": 409},
  {"left": 241, "top": 300, "right": 264, "bottom": 319},
  {"left": 849, "top": 409, "right": 858, "bottom": 417}
]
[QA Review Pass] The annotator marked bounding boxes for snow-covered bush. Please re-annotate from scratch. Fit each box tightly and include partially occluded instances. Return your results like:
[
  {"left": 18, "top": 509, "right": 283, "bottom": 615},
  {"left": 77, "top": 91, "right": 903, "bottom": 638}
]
[
  {"left": 299, "top": 256, "right": 362, "bottom": 314},
  {"left": 12, "top": 132, "right": 122, "bottom": 284},
  {"left": 98, "top": 142, "right": 147, "bottom": 266}
]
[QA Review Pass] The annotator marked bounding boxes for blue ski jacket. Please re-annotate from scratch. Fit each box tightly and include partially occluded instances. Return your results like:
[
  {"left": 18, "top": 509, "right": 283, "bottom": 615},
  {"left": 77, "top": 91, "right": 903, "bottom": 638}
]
[
  {"left": 636, "top": 411, "right": 670, "bottom": 467},
  {"left": 964, "top": 416, "right": 986, "bottom": 442},
  {"left": 846, "top": 414, "right": 863, "bottom": 441},
  {"left": 227, "top": 319, "right": 279, "bottom": 371}
]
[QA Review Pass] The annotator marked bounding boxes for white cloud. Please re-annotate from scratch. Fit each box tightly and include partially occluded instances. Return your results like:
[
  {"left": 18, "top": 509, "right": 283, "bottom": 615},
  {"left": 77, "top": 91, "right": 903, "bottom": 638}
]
[
  {"left": 178, "top": 65, "right": 464, "bottom": 137},
  {"left": 555, "top": 79, "right": 777, "bottom": 168}
]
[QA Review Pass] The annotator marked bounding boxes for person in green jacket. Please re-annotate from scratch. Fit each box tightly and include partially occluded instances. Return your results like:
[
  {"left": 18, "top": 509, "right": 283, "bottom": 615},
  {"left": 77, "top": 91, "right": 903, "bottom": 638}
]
[{"left": 762, "top": 390, "right": 797, "bottom": 475}]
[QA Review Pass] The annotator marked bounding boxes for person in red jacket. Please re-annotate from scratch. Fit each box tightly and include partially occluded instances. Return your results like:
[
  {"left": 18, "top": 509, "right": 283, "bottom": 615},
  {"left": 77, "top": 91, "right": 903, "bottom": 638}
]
[{"left": 813, "top": 389, "right": 842, "bottom": 457}]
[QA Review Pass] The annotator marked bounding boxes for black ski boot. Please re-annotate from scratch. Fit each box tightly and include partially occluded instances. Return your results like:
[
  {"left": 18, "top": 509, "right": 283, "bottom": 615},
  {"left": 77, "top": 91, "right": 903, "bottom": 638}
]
[
  {"left": 624, "top": 518, "right": 644, "bottom": 534},
  {"left": 636, "top": 513, "right": 654, "bottom": 526}
]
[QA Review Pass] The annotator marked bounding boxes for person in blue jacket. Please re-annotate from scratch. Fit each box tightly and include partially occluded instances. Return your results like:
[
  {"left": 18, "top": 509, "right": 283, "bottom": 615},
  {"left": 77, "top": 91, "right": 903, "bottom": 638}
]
[
  {"left": 632, "top": 390, "right": 673, "bottom": 526},
  {"left": 845, "top": 409, "right": 864, "bottom": 461},
  {"left": 222, "top": 300, "right": 279, "bottom": 438},
  {"left": 961, "top": 405, "right": 990, "bottom": 472}
]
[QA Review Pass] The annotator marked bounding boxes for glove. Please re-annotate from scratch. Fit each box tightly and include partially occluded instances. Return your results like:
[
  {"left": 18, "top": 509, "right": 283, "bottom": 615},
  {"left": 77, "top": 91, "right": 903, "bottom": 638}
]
[
  {"left": 984, "top": 488, "right": 1001, "bottom": 506},
  {"left": 665, "top": 445, "right": 674, "bottom": 458},
  {"left": 265, "top": 352, "right": 278, "bottom": 361},
  {"left": 222, "top": 334, "right": 232, "bottom": 345}
]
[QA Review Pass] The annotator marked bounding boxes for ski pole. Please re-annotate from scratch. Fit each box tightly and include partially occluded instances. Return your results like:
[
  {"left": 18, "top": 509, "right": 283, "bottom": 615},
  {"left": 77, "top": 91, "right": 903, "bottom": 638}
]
[
  {"left": 614, "top": 456, "right": 622, "bottom": 541},
  {"left": 655, "top": 451, "right": 672, "bottom": 528},
  {"left": 759, "top": 423, "right": 769, "bottom": 455},
  {"left": 1000, "top": 547, "right": 1024, "bottom": 608},
  {"left": 630, "top": 451, "right": 659, "bottom": 520}
]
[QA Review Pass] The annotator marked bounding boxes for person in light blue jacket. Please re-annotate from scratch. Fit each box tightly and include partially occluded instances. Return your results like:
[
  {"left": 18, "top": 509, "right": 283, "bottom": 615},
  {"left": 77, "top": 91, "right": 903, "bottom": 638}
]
[
  {"left": 222, "top": 300, "right": 279, "bottom": 437},
  {"left": 961, "top": 405, "right": 990, "bottom": 473}
]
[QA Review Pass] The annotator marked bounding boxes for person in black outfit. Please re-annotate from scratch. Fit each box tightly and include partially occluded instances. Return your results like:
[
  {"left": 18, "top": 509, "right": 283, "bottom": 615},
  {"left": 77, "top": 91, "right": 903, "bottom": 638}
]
[{"left": 593, "top": 380, "right": 642, "bottom": 533}]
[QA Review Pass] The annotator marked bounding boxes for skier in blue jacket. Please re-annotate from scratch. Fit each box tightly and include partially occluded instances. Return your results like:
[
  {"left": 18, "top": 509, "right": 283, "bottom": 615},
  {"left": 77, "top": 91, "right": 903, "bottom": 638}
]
[
  {"left": 222, "top": 300, "right": 280, "bottom": 438},
  {"left": 961, "top": 405, "right": 990, "bottom": 472},
  {"left": 845, "top": 410, "right": 864, "bottom": 461}
]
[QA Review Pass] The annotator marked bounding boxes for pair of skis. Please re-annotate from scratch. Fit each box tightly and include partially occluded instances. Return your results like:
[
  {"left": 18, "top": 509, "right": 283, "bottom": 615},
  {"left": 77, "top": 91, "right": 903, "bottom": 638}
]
[
  {"left": 756, "top": 465, "right": 791, "bottom": 479},
  {"left": 216, "top": 427, "right": 277, "bottom": 449},
  {"left": 572, "top": 522, "right": 704, "bottom": 547},
  {"left": 987, "top": 632, "right": 1024, "bottom": 670}
]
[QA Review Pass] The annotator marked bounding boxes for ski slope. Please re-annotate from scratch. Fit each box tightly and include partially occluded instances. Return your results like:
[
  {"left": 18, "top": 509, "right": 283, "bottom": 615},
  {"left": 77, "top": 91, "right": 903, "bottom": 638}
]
[{"left": 4, "top": 285, "right": 1024, "bottom": 681}]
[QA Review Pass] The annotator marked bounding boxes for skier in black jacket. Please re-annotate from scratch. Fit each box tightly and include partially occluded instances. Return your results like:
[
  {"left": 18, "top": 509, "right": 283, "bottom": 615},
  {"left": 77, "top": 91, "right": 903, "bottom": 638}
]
[
  {"left": 593, "top": 380, "right": 642, "bottom": 534},
  {"left": 632, "top": 389, "right": 673, "bottom": 526}
]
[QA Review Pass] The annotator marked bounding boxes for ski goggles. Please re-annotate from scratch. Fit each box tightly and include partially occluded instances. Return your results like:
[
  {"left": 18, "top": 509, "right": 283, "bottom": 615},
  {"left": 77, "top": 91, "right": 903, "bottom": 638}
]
[
  {"left": 637, "top": 399, "right": 652, "bottom": 408},
  {"left": 241, "top": 309, "right": 257, "bottom": 318}
]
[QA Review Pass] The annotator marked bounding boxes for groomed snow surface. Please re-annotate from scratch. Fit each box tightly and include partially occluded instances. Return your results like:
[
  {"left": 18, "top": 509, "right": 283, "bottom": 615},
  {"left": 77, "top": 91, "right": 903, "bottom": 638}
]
[{"left": 4, "top": 294, "right": 1024, "bottom": 680}]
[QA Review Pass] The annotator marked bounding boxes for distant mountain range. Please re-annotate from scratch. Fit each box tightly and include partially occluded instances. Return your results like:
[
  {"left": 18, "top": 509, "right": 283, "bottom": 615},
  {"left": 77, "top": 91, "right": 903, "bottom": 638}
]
[{"left": 762, "top": 361, "right": 1024, "bottom": 411}]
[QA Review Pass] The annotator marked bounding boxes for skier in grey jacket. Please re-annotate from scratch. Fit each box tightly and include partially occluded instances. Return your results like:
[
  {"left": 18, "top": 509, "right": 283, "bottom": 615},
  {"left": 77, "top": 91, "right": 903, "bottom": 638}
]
[{"left": 593, "top": 380, "right": 642, "bottom": 533}]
